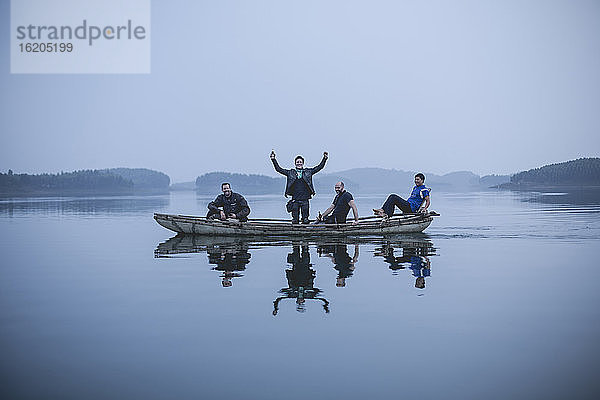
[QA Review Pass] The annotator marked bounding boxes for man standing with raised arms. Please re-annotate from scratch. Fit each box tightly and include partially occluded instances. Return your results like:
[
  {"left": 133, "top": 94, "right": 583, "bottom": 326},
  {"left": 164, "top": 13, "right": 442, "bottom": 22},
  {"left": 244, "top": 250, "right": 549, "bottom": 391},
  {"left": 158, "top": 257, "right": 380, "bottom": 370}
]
[{"left": 270, "top": 150, "right": 328, "bottom": 224}]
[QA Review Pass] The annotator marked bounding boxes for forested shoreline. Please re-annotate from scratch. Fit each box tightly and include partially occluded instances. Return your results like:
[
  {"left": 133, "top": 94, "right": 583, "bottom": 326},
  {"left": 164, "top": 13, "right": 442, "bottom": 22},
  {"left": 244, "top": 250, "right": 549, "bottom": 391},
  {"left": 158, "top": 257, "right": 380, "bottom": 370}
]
[
  {"left": 0, "top": 168, "right": 170, "bottom": 197},
  {"left": 2, "top": 158, "right": 598, "bottom": 197},
  {"left": 499, "top": 158, "right": 600, "bottom": 190}
]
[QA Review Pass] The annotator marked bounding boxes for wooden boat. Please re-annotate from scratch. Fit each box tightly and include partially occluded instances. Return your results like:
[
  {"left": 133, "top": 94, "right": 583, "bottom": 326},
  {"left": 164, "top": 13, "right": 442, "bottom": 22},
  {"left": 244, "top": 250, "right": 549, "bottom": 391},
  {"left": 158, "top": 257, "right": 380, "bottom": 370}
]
[{"left": 153, "top": 211, "right": 439, "bottom": 236}]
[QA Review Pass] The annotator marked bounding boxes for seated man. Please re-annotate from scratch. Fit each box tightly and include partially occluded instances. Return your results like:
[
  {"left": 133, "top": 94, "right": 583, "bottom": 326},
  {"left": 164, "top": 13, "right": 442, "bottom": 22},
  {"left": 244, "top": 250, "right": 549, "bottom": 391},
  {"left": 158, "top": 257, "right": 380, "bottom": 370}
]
[
  {"left": 373, "top": 173, "right": 430, "bottom": 218},
  {"left": 207, "top": 182, "right": 250, "bottom": 222},
  {"left": 318, "top": 181, "right": 359, "bottom": 224}
]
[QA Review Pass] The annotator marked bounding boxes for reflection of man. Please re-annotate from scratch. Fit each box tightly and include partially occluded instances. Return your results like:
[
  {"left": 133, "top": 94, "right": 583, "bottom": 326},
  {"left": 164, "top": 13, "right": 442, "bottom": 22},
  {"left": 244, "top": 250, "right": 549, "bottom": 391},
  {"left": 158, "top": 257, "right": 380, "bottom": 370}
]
[
  {"left": 318, "top": 243, "right": 359, "bottom": 287},
  {"left": 207, "top": 182, "right": 250, "bottom": 222},
  {"left": 376, "top": 243, "right": 406, "bottom": 272},
  {"left": 318, "top": 182, "right": 359, "bottom": 224},
  {"left": 207, "top": 243, "right": 251, "bottom": 287},
  {"left": 273, "top": 244, "right": 329, "bottom": 315},
  {"left": 410, "top": 255, "right": 430, "bottom": 289},
  {"left": 375, "top": 242, "right": 432, "bottom": 289}
]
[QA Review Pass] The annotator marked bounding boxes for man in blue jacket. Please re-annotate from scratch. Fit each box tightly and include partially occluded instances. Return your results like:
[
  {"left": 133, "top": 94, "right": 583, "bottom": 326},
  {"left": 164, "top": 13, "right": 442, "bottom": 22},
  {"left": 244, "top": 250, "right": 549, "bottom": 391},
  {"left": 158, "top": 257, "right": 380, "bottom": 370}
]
[
  {"left": 270, "top": 150, "right": 328, "bottom": 224},
  {"left": 373, "top": 173, "right": 431, "bottom": 218}
]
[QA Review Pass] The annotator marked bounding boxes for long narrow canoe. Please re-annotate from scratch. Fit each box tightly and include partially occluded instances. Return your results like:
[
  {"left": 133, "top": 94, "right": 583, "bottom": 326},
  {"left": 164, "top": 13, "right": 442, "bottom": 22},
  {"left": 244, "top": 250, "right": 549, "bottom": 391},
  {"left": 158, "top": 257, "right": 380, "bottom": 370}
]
[{"left": 153, "top": 212, "right": 438, "bottom": 236}]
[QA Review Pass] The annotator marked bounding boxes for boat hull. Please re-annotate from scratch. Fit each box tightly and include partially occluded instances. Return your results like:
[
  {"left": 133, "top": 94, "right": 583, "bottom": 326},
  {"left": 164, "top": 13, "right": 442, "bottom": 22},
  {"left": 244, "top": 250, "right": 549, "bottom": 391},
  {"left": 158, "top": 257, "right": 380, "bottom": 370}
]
[{"left": 154, "top": 213, "right": 434, "bottom": 236}]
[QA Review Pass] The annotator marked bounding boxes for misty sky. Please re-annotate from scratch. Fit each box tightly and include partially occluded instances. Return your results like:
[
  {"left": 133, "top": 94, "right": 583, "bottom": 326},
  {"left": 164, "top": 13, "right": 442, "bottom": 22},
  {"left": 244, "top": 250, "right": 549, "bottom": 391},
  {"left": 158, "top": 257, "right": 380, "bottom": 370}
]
[{"left": 1, "top": 0, "right": 599, "bottom": 182}]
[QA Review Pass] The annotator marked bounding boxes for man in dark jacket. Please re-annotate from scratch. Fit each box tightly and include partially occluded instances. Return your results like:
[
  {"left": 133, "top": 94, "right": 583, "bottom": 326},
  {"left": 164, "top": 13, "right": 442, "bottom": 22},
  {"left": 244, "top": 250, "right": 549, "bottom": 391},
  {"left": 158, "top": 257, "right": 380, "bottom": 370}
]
[
  {"left": 207, "top": 182, "right": 250, "bottom": 222},
  {"left": 270, "top": 150, "right": 328, "bottom": 224}
]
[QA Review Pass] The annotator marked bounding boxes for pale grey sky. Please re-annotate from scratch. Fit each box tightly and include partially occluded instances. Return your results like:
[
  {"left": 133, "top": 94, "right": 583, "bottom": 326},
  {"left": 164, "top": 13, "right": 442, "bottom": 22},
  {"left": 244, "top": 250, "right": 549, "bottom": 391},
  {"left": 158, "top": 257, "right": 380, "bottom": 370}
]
[{"left": 1, "top": 0, "right": 599, "bottom": 182}]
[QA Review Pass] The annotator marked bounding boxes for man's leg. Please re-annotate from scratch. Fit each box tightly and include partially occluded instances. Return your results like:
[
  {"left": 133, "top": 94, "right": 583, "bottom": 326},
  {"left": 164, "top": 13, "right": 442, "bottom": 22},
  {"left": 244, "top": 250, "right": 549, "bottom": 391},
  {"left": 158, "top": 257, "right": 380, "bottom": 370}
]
[
  {"left": 397, "top": 198, "right": 413, "bottom": 214},
  {"left": 382, "top": 194, "right": 412, "bottom": 216},
  {"left": 300, "top": 200, "right": 310, "bottom": 224},
  {"left": 291, "top": 201, "right": 300, "bottom": 224},
  {"left": 207, "top": 210, "right": 221, "bottom": 219},
  {"left": 381, "top": 194, "right": 400, "bottom": 216},
  {"left": 323, "top": 215, "right": 336, "bottom": 224},
  {"left": 334, "top": 213, "right": 347, "bottom": 224}
]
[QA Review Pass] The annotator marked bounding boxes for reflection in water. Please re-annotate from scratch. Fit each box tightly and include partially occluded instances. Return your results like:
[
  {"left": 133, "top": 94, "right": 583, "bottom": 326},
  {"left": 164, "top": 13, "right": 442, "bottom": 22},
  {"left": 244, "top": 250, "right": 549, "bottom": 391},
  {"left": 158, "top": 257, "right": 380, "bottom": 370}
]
[
  {"left": 154, "top": 235, "right": 288, "bottom": 255},
  {"left": 155, "top": 234, "right": 437, "bottom": 312},
  {"left": 207, "top": 242, "right": 251, "bottom": 287},
  {"left": 317, "top": 244, "right": 359, "bottom": 287},
  {"left": 521, "top": 188, "right": 600, "bottom": 206},
  {"left": 0, "top": 196, "right": 169, "bottom": 216},
  {"left": 274, "top": 244, "right": 329, "bottom": 315},
  {"left": 374, "top": 241, "right": 434, "bottom": 289}
]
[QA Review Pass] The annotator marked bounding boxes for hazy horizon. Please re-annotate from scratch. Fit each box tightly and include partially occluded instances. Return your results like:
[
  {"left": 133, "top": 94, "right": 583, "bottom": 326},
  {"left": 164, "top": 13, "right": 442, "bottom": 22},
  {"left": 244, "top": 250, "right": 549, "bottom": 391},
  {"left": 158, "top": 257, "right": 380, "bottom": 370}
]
[
  {"left": 2, "top": 1, "right": 599, "bottom": 183},
  {"left": 0, "top": 162, "right": 545, "bottom": 184}
]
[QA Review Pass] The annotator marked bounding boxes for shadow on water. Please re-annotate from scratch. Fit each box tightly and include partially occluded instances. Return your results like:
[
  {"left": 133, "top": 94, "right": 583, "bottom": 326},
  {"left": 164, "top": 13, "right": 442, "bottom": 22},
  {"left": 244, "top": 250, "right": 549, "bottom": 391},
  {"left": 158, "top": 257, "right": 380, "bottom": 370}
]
[
  {"left": 155, "top": 234, "right": 437, "bottom": 314},
  {"left": 520, "top": 187, "right": 600, "bottom": 207},
  {"left": 0, "top": 195, "right": 170, "bottom": 216}
]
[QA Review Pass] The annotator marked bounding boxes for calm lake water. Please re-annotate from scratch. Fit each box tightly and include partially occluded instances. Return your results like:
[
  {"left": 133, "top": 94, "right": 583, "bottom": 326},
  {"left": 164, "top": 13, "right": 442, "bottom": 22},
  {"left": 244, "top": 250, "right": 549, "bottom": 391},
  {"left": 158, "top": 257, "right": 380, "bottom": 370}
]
[{"left": 1, "top": 190, "right": 599, "bottom": 399}]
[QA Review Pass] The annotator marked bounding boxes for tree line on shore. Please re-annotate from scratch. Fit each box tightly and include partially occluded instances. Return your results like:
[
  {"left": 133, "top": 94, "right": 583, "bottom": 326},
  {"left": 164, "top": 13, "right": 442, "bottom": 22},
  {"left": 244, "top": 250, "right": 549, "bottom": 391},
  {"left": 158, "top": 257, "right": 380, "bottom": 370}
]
[
  {"left": 506, "top": 158, "right": 600, "bottom": 187},
  {"left": 194, "top": 158, "right": 599, "bottom": 194},
  {"left": 0, "top": 168, "right": 170, "bottom": 196},
  {"left": 2, "top": 158, "right": 597, "bottom": 197}
]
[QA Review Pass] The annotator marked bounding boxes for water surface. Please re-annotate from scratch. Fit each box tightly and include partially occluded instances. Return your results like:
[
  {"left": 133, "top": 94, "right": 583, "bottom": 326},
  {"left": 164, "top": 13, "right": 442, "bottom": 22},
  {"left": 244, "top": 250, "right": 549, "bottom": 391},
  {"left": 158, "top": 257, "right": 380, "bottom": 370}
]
[{"left": 1, "top": 191, "right": 599, "bottom": 399}]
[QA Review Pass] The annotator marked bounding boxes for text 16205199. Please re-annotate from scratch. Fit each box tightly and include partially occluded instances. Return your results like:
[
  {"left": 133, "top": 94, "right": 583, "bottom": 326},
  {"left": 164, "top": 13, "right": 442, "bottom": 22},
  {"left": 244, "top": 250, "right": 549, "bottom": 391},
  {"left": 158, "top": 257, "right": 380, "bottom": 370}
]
[{"left": 19, "top": 43, "right": 73, "bottom": 53}]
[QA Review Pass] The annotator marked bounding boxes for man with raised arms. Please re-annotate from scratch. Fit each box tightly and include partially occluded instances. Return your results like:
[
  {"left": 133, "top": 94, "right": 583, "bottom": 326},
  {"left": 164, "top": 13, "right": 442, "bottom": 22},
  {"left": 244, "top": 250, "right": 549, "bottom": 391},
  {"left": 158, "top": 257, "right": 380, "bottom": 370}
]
[{"left": 270, "top": 150, "right": 328, "bottom": 224}]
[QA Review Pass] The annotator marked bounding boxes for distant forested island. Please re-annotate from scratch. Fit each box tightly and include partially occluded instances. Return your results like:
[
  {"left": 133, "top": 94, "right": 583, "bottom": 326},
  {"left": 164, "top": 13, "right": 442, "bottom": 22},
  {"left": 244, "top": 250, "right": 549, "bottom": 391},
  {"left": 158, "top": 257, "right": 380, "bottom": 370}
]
[
  {"left": 0, "top": 168, "right": 170, "bottom": 197},
  {"left": 195, "top": 172, "right": 284, "bottom": 195},
  {"left": 3, "top": 157, "right": 597, "bottom": 198},
  {"left": 194, "top": 169, "right": 511, "bottom": 194},
  {"left": 193, "top": 158, "right": 599, "bottom": 195},
  {"left": 499, "top": 158, "right": 600, "bottom": 190}
]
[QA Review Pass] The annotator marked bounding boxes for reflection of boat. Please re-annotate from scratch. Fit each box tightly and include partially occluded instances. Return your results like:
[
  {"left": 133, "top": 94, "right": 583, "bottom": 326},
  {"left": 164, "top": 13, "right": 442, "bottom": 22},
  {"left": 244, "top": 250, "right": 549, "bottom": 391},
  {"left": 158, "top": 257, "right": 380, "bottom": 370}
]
[
  {"left": 155, "top": 234, "right": 434, "bottom": 256},
  {"left": 154, "top": 234, "right": 289, "bottom": 256},
  {"left": 153, "top": 212, "right": 438, "bottom": 236},
  {"left": 154, "top": 235, "right": 437, "bottom": 311}
]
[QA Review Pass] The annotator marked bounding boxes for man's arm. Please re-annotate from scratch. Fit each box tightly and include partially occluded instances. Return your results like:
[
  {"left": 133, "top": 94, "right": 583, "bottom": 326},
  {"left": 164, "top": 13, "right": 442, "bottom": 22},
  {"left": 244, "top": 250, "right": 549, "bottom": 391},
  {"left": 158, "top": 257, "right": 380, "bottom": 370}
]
[
  {"left": 233, "top": 194, "right": 251, "bottom": 219},
  {"left": 321, "top": 204, "right": 335, "bottom": 219},
  {"left": 208, "top": 195, "right": 223, "bottom": 212},
  {"left": 270, "top": 152, "right": 288, "bottom": 175},
  {"left": 419, "top": 196, "right": 430, "bottom": 213},
  {"left": 349, "top": 199, "right": 359, "bottom": 222},
  {"left": 352, "top": 244, "right": 359, "bottom": 264},
  {"left": 310, "top": 152, "right": 328, "bottom": 174}
]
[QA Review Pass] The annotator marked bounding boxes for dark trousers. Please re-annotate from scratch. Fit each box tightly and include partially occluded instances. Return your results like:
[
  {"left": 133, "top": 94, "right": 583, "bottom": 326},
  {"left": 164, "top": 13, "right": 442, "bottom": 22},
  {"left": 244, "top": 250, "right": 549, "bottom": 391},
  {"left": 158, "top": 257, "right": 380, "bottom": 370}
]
[
  {"left": 207, "top": 209, "right": 248, "bottom": 222},
  {"left": 291, "top": 199, "right": 310, "bottom": 224},
  {"left": 382, "top": 194, "right": 413, "bottom": 216},
  {"left": 323, "top": 214, "right": 347, "bottom": 224}
]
